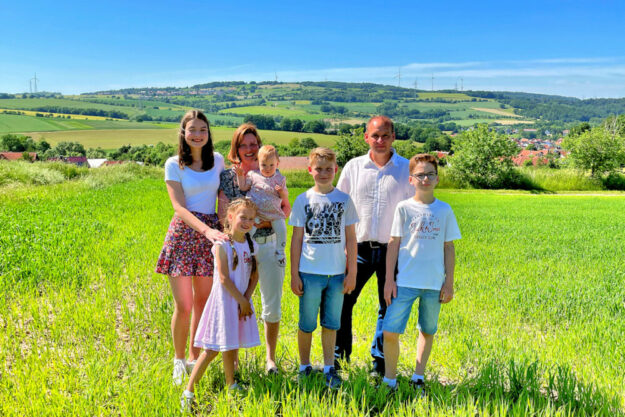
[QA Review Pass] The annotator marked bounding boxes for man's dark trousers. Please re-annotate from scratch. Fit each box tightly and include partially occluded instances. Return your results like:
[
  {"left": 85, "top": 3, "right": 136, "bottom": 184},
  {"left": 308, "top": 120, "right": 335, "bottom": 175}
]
[{"left": 335, "top": 241, "right": 388, "bottom": 369}]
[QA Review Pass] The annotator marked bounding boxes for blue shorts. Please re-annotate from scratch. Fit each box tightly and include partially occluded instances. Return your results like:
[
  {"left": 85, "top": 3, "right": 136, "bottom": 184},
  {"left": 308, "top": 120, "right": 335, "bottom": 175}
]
[
  {"left": 298, "top": 272, "right": 345, "bottom": 333},
  {"left": 382, "top": 287, "right": 441, "bottom": 335}
]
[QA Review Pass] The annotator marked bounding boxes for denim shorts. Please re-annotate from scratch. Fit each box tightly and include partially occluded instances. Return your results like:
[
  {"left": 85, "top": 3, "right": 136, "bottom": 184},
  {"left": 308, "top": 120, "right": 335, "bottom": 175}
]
[
  {"left": 298, "top": 272, "right": 345, "bottom": 333},
  {"left": 382, "top": 286, "right": 441, "bottom": 335}
]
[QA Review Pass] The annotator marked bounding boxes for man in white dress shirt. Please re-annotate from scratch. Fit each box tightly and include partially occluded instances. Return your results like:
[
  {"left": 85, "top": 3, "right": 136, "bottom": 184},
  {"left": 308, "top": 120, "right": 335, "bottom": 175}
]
[{"left": 334, "top": 115, "right": 413, "bottom": 375}]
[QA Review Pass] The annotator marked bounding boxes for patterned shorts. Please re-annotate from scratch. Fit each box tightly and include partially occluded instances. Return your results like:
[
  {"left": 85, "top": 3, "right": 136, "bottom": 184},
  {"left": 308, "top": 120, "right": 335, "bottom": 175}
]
[{"left": 155, "top": 212, "right": 221, "bottom": 278}]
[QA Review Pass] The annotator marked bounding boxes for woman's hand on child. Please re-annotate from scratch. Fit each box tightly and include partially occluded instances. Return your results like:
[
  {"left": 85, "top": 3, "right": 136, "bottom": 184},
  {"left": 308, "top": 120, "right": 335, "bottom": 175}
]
[
  {"left": 203, "top": 228, "right": 229, "bottom": 243},
  {"left": 439, "top": 281, "right": 454, "bottom": 304},
  {"left": 343, "top": 272, "right": 356, "bottom": 294},
  {"left": 384, "top": 280, "right": 397, "bottom": 306},
  {"left": 290, "top": 273, "right": 303, "bottom": 296},
  {"left": 238, "top": 299, "right": 253, "bottom": 320}
]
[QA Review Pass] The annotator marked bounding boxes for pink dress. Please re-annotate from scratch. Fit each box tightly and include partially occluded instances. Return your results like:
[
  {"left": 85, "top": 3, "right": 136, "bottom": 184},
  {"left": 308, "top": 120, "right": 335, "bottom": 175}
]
[
  {"left": 246, "top": 170, "right": 286, "bottom": 221},
  {"left": 194, "top": 240, "right": 260, "bottom": 351}
]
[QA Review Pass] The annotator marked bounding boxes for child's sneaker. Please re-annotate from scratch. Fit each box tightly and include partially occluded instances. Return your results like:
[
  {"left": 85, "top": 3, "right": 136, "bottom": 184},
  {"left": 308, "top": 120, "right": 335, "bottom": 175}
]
[
  {"left": 185, "top": 360, "right": 196, "bottom": 374},
  {"left": 172, "top": 358, "right": 187, "bottom": 386},
  {"left": 180, "top": 391, "right": 197, "bottom": 414},
  {"left": 275, "top": 250, "right": 286, "bottom": 267},
  {"left": 228, "top": 382, "right": 247, "bottom": 394},
  {"left": 376, "top": 381, "right": 398, "bottom": 393},
  {"left": 409, "top": 379, "right": 426, "bottom": 398},
  {"left": 324, "top": 367, "right": 342, "bottom": 389},
  {"left": 298, "top": 365, "right": 313, "bottom": 382}
]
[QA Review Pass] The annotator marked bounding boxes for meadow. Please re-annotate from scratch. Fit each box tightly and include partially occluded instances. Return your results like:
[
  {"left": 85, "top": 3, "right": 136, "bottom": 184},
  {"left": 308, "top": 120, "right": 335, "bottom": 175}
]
[
  {"left": 0, "top": 113, "right": 172, "bottom": 134},
  {"left": 0, "top": 165, "right": 623, "bottom": 416},
  {"left": 21, "top": 126, "right": 338, "bottom": 149}
]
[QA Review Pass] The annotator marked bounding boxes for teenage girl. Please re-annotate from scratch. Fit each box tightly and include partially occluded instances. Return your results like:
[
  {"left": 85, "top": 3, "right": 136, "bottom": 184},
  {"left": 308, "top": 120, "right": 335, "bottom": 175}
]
[
  {"left": 181, "top": 198, "right": 261, "bottom": 410},
  {"left": 155, "top": 110, "right": 228, "bottom": 385}
]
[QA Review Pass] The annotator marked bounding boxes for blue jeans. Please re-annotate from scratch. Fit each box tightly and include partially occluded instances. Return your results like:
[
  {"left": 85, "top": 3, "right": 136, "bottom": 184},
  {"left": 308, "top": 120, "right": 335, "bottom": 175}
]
[
  {"left": 383, "top": 287, "right": 441, "bottom": 335},
  {"left": 298, "top": 272, "right": 345, "bottom": 333}
]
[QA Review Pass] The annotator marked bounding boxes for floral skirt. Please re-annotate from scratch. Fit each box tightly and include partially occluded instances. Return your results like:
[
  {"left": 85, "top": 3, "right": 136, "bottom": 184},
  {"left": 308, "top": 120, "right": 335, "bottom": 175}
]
[{"left": 155, "top": 212, "right": 222, "bottom": 278}]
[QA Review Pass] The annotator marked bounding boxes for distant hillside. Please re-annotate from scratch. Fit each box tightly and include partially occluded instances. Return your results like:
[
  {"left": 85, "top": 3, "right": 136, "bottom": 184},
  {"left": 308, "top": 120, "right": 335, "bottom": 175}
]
[{"left": 3, "top": 82, "right": 625, "bottom": 138}]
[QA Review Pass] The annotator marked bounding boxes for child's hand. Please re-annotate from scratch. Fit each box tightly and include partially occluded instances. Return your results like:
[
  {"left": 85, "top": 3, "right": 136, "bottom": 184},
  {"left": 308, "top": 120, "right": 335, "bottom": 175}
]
[
  {"left": 343, "top": 272, "right": 356, "bottom": 294},
  {"left": 233, "top": 164, "right": 245, "bottom": 178},
  {"left": 238, "top": 299, "right": 253, "bottom": 319},
  {"left": 440, "top": 280, "right": 454, "bottom": 304},
  {"left": 384, "top": 280, "right": 397, "bottom": 306},
  {"left": 290, "top": 273, "right": 303, "bottom": 296},
  {"left": 275, "top": 185, "right": 287, "bottom": 198}
]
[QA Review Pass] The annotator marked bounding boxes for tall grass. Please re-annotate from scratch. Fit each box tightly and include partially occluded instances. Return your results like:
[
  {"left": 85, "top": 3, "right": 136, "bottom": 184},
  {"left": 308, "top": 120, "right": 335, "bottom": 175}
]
[
  {"left": 0, "top": 160, "right": 162, "bottom": 189},
  {"left": 1, "top": 180, "right": 624, "bottom": 415}
]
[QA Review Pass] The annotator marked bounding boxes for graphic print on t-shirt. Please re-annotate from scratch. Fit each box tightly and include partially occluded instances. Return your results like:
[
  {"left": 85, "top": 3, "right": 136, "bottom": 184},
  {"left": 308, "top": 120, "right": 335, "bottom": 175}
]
[
  {"left": 304, "top": 202, "right": 345, "bottom": 244},
  {"left": 408, "top": 212, "right": 441, "bottom": 240}
]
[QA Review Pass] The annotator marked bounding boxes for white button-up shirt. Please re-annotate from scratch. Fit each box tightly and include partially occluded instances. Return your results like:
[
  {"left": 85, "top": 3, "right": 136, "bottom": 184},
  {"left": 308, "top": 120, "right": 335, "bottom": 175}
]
[{"left": 336, "top": 149, "right": 413, "bottom": 243}]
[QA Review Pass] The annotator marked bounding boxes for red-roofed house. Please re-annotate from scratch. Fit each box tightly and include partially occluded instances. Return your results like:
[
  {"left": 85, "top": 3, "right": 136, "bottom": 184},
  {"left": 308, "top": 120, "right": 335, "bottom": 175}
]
[
  {"left": 513, "top": 149, "right": 549, "bottom": 166},
  {"left": 103, "top": 160, "right": 127, "bottom": 166},
  {"left": 0, "top": 152, "right": 38, "bottom": 162},
  {"left": 66, "top": 156, "right": 88, "bottom": 166}
]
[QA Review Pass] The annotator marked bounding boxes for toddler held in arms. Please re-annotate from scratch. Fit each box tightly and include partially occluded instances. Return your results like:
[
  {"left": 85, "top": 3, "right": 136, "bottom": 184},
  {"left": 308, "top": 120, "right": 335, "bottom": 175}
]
[{"left": 235, "top": 145, "right": 290, "bottom": 266}]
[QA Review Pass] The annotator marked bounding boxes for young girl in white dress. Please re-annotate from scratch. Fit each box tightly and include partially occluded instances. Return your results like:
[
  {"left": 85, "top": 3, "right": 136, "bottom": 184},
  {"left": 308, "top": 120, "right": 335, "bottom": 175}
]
[{"left": 181, "top": 198, "right": 261, "bottom": 410}]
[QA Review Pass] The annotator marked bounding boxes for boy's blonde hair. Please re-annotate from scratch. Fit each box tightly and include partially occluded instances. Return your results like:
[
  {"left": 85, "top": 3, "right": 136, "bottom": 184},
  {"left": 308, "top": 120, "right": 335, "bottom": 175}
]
[
  {"left": 258, "top": 145, "right": 279, "bottom": 162},
  {"left": 409, "top": 153, "right": 439, "bottom": 174},
  {"left": 223, "top": 198, "right": 258, "bottom": 277},
  {"left": 308, "top": 147, "right": 336, "bottom": 166}
]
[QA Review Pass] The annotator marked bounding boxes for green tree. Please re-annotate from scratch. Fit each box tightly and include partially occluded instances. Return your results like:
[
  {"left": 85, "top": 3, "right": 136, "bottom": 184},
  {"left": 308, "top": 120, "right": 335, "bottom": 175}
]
[
  {"left": 54, "top": 141, "right": 86, "bottom": 157},
  {"left": 562, "top": 124, "right": 625, "bottom": 177},
  {"left": 449, "top": 124, "right": 519, "bottom": 188},
  {"left": 333, "top": 129, "right": 368, "bottom": 166},
  {"left": 394, "top": 140, "right": 421, "bottom": 159}
]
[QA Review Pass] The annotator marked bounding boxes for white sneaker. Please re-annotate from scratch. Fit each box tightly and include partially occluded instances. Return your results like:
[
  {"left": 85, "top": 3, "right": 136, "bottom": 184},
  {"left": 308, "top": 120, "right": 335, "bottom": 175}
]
[
  {"left": 172, "top": 358, "right": 187, "bottom": 386},
  {"left": 180, "top": 390, "right": 196, "bottom": 413},
  {"left": 186, "top": 360, "right": 196, "bottom": 374}
]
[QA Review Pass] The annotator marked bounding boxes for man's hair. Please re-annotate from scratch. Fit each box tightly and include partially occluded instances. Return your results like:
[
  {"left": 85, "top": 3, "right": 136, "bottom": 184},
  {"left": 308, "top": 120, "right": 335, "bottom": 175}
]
[
  {"left": 367, "top": 115, "right": 394, "bottom": 134},
  {"left": 258, "top": 145, "right": 279, "bottom": 161},
  {"left": 409, "top": 153, "right": 439, "bottom": 174},
  {"left": 308, "top": 147, "right": 336, "bottom": 166}
]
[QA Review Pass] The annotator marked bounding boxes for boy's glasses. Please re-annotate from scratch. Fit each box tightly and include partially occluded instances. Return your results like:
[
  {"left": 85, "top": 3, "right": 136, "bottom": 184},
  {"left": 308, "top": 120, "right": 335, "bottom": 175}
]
[{"left": 411, "top": 173, "right": 437, "bottom": 181}]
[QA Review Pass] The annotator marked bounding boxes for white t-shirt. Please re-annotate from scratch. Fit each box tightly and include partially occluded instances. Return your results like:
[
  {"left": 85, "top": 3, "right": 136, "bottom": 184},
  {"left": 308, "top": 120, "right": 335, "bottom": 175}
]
[
  {"left": 390, "top": 198, "right": 461, "bottom": 290},
  {"left": 164, "top": 154, "right": 225, "bottom": 214},
  {"left": 336, "top": 150, "right": 413, "bottom": 243},
  {"left": 289, "top": 188, "right": 359, "bottom": 275}
]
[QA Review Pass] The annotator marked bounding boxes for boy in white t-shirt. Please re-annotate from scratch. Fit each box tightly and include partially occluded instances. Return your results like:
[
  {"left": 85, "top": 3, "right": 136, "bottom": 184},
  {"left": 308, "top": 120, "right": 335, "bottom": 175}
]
[
  {"left": 289, "top": 147, "right": 358, "bottom": 389},
  {"left": 381, "top": 153, "right": 461, "bottom": 395}
]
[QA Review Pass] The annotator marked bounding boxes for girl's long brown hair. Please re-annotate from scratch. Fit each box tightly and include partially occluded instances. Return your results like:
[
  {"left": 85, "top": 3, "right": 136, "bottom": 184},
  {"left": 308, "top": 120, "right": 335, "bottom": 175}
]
[
  {"left": 223, "top": 198, "right": 258, "bottom": 279},
  {"left": 178, "top": 110, "right": 215, "bottom": 170}
]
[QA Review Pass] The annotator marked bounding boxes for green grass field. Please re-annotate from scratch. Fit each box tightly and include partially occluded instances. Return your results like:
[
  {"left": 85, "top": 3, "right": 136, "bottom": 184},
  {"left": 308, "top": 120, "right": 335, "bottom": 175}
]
[
  {"left": 0, "top": 113, "right": 171, "bottom": 134},
  {"left": 1, "top": 169, "right": 623, "bottom": 416},
  {"left": 20, "top": 126, "right": 338, "bottom": 149}
]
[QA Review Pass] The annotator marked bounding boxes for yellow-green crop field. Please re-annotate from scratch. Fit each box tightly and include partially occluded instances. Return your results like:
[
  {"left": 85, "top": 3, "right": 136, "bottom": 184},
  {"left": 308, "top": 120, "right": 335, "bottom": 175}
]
[
  {"left": 1, "top": 165, "right": 623, "bottom": 416},
  {"left": 21, "top": 126, "right": 338, "bottom": 149}
]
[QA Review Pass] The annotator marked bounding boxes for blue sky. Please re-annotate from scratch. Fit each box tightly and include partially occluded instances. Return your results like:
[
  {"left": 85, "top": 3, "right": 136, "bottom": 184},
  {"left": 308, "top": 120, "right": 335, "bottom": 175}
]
[{"left": 2, "top": 0, "right": 625, "bottom": 98}]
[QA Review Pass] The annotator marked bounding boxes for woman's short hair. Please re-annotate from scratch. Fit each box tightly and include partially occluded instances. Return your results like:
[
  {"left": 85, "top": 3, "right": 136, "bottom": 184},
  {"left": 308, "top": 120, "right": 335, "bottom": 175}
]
[{"left": 228, "top": 123, "right": 263, "bottom": 164}]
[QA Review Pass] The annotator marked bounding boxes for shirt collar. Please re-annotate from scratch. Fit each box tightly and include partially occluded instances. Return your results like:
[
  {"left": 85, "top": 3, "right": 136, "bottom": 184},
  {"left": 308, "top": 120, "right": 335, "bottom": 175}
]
[{"left": 366, "top": 148, "right": 397, "bottom": 168}]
